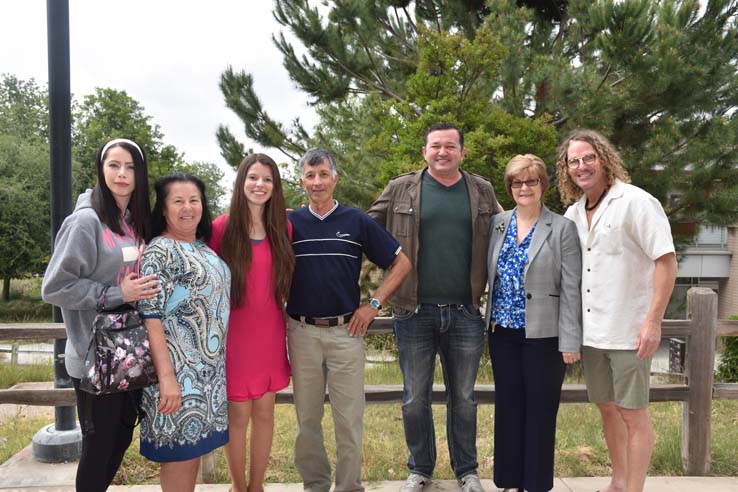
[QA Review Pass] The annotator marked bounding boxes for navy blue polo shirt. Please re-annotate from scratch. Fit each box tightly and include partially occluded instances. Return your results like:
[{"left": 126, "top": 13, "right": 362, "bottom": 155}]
[{"left": 287, "top": 201, "right": 401, "bottom": 318}]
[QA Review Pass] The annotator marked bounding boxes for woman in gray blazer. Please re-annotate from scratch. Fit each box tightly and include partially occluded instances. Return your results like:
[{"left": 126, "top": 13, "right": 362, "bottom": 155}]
[{"left": 485, "top": 154, "right": 582, "bottom": 492}]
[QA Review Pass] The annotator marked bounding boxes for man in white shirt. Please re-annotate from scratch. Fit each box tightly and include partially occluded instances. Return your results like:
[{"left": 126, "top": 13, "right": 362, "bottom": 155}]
[{"left": 557, "top": 129, "right": 678, "bottom": 492}]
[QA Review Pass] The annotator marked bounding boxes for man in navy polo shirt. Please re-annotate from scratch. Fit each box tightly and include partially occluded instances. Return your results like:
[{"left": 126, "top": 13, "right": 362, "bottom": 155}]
[{"left": 287, "top": 147, "right": 411, "bottom": 492}]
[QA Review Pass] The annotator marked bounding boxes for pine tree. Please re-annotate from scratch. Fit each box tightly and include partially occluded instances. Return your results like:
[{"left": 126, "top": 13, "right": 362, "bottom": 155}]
[
  {"left": 491, "top": 0, "right": 738, "bottom": 231},
  {"left": 219, "top": 0, "right": 555, "bottom": 208},
  {"left": 219, "top": 0, "right": 738, "bottom": 225}
]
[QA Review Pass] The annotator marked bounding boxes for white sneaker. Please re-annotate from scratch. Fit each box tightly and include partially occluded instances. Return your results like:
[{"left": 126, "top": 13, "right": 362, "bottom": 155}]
[
  {"left": 400, "top": 473, "right": 432, "bottom": 492},
  {"left": 458, "top": 473, "right": 485, "bottom": 492}
]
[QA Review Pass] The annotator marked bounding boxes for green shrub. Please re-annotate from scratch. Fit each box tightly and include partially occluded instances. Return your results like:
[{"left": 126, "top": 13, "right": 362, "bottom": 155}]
[{"left": 716, "top": 315, "right": 738, "bottom": 383}]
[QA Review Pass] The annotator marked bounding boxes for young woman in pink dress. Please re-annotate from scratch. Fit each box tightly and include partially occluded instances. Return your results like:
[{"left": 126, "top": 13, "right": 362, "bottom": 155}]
[{"left": 208, "top": 153, "right": 295, "bottom": 492}]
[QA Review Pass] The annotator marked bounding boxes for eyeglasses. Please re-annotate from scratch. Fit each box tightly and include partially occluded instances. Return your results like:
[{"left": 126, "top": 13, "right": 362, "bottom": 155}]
[
  {"left": 566, "top": 153, "right": 597, "bottom": 169},
  {"left": 510, "top": 178, "right": 540, "bottom": 189}
]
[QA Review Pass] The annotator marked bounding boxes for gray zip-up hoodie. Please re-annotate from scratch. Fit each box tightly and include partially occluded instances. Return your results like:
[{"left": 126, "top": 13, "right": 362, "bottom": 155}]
[{"left": 42, "top": 190, "right": 142, "bottom": 379}]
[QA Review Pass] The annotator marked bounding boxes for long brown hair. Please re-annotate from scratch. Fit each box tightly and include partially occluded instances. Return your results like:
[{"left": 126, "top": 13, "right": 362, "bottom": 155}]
[{"left": 221, "top": 154, "right": 295, "bottom": 308}]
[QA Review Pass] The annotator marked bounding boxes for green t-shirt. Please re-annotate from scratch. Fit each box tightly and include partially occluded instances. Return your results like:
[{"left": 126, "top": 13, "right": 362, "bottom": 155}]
[{"left": 417, "top": 170, "right": 472, "bottom": 305}]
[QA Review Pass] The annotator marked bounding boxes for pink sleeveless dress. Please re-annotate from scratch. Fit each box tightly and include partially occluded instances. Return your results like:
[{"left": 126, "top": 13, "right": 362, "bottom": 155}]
[{"left": 208, "top": 215, "right": 291, "bottom": 401}]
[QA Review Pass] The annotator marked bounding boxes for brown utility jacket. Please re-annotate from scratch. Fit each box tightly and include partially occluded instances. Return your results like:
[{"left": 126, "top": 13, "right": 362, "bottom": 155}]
[{"left": 367, "top": 168, "right": 500, "bottom": 311}]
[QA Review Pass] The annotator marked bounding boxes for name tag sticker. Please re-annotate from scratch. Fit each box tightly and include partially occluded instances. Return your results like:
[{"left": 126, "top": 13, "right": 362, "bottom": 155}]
[{"left": 122, "top": 246, "right": 138, "bottom": 262}]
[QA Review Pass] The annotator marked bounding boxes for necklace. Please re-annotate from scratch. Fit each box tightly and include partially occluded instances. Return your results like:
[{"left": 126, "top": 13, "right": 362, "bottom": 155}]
[{"left": 585, "top": 186, "right": 609, "bottom": 211}]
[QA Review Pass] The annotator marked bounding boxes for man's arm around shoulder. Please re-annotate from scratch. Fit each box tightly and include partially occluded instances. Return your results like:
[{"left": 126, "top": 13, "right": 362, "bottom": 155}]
[{"left": 347, "top": 251, "right": 412, "bottom": 337}]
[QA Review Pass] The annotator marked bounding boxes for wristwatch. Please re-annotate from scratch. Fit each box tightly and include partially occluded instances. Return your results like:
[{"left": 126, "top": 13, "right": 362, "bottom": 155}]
[{"left": 369, "top": 297, "right": 382, "bottom": 310}]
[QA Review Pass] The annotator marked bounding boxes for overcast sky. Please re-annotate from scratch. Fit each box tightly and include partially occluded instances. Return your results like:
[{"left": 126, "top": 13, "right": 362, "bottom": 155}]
[{"left": 0, "top": 0, "right": 317, "bottom": 180}]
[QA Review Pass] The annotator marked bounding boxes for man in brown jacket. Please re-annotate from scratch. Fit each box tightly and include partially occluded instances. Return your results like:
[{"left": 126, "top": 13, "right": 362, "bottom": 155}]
[{"left": 368, "top": 123, "right": 501, "bottom": 492}]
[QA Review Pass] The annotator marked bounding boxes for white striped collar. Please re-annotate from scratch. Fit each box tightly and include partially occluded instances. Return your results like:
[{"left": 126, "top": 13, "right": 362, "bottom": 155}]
[{"left": 308, "top": 200, "right": 339, "bottom": 221}]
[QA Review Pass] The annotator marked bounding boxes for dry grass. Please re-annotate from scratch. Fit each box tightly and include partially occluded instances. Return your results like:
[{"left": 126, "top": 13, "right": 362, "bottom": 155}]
[
  {"left": 0, "top": 413, "right": 53, "bottom": 464},
  {"left": 112, "top": 399, "right": 738, "bottom": 485},
  {"left": 0, "top": 277, "right": 50, "bottom": 322},
  {"left": 2, "top": 355, "right": 738, "bottom": 482},
  {"left": 0, "top": 362, "right": 54, "bottom": 389}
]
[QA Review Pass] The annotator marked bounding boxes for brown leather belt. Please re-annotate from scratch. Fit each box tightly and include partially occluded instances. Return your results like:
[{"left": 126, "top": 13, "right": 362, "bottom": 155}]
[{"left": 289, "top": 313, "right": 353, "bottom": 327}]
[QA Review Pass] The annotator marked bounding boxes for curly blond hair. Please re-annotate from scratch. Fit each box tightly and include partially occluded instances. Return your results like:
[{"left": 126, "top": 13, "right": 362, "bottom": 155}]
[{"left": 556, "top": 129, "right": 631, "bottom": 205}]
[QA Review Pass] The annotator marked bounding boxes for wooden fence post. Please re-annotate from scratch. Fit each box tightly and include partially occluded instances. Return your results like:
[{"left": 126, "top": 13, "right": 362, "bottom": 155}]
[
  {"left": 682, "top": 287, "right": 717, "bottom": 475},
  {"left": 10, "top": 343, "right": 19, "bottom": 365},
  {"left": 198, "top": 450, "right": 216, "bottom": 483}
]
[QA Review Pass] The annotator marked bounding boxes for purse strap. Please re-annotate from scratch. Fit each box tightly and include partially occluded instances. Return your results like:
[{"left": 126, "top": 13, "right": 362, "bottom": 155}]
[{"left": 96, "top": 285, "right": 110, "bottom": 311}]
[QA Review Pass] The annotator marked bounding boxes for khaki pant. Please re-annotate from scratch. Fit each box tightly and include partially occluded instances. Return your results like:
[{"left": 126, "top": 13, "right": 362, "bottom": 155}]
[{"left": 287, "top": 317, "right": 366, "bottom": 492}]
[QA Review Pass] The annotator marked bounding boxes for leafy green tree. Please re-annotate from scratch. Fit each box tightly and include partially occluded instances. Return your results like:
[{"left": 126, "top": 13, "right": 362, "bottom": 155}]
[
  {"left": 0, "top": 77, "right": 229, "bottom": 293},
  {"left": 220, "top": 1, "right": 554, "bottom": 208},
  {"left": 73, "top": 88, "right": 181, "bottom": 192},
  {"left": 0, "top": 135, "right": 50, "bottom": 299},
  {"left": 219, "top": 0, "right": 738, "bottom": 228},
  {"left": 74, "top": 88, "right": 227, "bottom": 208},
  {"left": 0, "top": 76, "right": 228, "bottom": 299},
  {"left": 0, "top": 74, "right": 48, "bottom": 142},
  {"left": 175, "top": 160, "right": 227, "bottom": 214},
  {"left": 0, "top": 75, "right": 51, "bottom": 298}
]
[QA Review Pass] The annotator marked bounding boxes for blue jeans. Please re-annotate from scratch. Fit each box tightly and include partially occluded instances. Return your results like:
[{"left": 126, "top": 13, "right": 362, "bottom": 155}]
[{"left": 393, "top": 303, "right": 485, "bottom": 479}]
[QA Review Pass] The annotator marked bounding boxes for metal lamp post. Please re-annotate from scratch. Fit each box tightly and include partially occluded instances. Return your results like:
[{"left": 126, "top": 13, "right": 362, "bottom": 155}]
[{"left": 32, "top": 0, "right": 82, "bottom": 463}]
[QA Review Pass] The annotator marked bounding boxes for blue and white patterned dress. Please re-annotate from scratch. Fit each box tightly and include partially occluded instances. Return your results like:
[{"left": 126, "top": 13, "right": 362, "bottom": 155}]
[
  {"left": 492, "top": 211, "right": 536, "bottom": 329},
  {"left": 138, "top": 236, "right": 231, "bottom": 462}
]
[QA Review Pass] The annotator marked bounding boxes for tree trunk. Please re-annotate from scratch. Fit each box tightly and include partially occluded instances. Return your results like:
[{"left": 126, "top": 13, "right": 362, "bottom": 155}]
[{"left": 2, "top": 277, "right": 10, "bottom": 301}]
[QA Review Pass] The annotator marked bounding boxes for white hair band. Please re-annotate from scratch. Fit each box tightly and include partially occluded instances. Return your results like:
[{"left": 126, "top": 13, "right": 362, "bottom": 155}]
[{"left": 101, "top": 138, "right": 145, "bottom": 161}]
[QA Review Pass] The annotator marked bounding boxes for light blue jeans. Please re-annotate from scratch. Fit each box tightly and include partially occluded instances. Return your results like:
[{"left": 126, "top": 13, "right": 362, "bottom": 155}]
[{"left": 393, "top": 303, "right": 485, "bottom": 479}]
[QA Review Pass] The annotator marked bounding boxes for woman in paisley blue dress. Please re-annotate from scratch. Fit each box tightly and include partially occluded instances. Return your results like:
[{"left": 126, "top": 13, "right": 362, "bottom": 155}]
[
  {"left": 138, "top": 173, "right": 231, "bottom": 492},
  {"left": 485, "top": 155, "right": 582, "bottom": 492}
]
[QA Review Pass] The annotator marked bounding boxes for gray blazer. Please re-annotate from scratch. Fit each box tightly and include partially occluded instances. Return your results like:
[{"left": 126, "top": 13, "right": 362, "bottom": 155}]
[{"left": 485, "top": 205, "right": 583, "bottom": 353}]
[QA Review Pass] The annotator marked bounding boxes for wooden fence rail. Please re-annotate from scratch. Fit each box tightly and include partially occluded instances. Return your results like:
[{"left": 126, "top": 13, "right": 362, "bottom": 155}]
[{"left": 1, "top": 287, "right": 737, "bottom": 475}]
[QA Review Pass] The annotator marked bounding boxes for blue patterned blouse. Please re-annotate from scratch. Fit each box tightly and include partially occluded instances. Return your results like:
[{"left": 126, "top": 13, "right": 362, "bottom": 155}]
[{"left": 492, "top": 211, "right": 537, "bottom": 329}]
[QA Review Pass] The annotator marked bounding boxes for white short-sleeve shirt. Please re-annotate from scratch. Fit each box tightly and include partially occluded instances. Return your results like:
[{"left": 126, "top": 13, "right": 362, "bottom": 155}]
[{"left": 564, "top": 179, "right": 675, "bottom": 349}]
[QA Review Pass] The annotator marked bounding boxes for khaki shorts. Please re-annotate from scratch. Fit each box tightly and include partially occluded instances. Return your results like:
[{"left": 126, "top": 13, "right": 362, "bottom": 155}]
[{"left": 581, "top": 346, "right": 652, "bottom": 409}]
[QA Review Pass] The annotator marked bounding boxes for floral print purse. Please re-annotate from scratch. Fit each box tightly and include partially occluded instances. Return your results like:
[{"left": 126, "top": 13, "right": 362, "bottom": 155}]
[{"left": 80, "top": 288, "right": 158, "bottom": 395}]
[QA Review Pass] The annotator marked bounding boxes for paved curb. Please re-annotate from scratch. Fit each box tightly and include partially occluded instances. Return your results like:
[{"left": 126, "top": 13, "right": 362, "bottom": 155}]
[{"left": 3, "top": 476, "right": 738, "bottom": 492}]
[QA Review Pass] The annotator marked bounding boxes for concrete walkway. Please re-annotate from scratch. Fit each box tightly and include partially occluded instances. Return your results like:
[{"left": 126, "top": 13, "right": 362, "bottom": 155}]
[
  {"left": 1, "top": 445, "right": 738, "bottom": 492},
  {"left": 2, "top": 477, "right": 738, "bottom": 491}
]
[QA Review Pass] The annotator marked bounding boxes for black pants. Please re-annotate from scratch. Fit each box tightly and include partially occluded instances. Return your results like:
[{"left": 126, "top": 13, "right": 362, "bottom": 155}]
[
  {"left": 489, "top": 327, "right": 566, "bottom": 492},
  {"left": 72, "top": 378, "right": 141, "bottom": 492}
]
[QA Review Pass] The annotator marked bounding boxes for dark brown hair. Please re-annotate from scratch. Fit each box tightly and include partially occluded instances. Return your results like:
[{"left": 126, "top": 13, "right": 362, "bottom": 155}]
[
  {"left": 424, "top": 122, "right": 464, "bottom": 148},
  {"left": 150, "top": 173, "right": 212, "bottom": 242},
  {"left": 91, "top": 139, "right": 151, "bottom": 240},
  {"left": 221, "top": 154, "right": 295, "bottom": 308}
]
